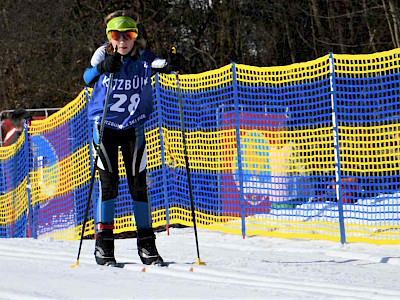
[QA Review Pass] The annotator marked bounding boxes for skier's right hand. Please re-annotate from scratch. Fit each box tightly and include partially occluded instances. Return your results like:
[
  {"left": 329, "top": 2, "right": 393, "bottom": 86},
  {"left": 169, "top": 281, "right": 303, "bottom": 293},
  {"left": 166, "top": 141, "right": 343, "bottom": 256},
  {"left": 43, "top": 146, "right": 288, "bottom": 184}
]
[{"left": 97, "top": 52, "right": 122, "bottom": 74}]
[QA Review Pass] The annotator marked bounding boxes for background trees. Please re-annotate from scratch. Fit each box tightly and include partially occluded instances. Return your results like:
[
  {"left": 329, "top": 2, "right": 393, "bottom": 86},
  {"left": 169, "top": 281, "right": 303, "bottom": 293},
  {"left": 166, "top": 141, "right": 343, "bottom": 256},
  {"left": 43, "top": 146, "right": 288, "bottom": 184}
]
[{"left": 0, "top": 0, "right": 399, "bottom": 110}]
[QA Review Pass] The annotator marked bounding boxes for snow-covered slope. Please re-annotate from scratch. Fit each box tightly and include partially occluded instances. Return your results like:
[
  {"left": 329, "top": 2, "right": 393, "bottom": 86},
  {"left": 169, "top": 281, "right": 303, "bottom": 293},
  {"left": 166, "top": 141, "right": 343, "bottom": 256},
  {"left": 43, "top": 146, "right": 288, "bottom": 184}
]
[{"left": 1, "top": 227, "right": 400, "bottom": 299}]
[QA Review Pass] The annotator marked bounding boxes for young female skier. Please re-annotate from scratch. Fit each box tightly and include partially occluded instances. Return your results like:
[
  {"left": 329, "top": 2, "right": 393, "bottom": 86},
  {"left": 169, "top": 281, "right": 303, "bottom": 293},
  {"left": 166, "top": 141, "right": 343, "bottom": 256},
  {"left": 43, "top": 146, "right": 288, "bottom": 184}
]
[{"left": 84, "top": 11, "right": 182, "bottom": 266}]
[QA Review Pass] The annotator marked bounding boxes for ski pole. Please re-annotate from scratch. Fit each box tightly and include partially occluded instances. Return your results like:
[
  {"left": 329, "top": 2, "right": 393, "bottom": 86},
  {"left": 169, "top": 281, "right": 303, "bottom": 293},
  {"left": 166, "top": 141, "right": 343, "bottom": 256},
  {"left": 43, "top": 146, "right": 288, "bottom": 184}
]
[
  {"left": 71, "top": 71, "right": 115, "bottom": 268},
  {"left": 175, "top": 71, "right": 205, "bottom": 266}
]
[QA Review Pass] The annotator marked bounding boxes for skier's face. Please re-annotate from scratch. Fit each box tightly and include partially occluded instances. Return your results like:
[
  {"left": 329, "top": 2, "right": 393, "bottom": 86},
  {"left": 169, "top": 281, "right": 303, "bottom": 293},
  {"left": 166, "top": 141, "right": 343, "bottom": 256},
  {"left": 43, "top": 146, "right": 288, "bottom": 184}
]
[{"left": 110, "top": 31, "right": 135, "bottom": 55}]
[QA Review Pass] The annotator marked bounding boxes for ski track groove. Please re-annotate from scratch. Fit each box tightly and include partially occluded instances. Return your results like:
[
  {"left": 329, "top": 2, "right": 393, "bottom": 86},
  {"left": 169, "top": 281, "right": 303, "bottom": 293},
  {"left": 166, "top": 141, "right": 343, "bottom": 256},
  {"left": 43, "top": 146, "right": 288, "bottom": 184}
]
[
  {"left": 0, "top": 290, "right": 56, "bottom": 300},
  {"left": 1, "top": 244, "right": 400, "bottom": 299},
  {"left": 127, "top": 263, "right": 400, "bottom": 299},
  {"left": 204, "top": 243, "right": 400, "bottom": 266}
]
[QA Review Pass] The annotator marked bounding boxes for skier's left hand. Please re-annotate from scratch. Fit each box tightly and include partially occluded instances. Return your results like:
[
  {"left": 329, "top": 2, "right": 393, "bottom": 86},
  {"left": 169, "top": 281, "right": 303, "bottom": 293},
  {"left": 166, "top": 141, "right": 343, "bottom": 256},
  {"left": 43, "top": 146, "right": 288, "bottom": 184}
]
[{"left": 169, "top": 47, "right": 186, "bottom": 72}]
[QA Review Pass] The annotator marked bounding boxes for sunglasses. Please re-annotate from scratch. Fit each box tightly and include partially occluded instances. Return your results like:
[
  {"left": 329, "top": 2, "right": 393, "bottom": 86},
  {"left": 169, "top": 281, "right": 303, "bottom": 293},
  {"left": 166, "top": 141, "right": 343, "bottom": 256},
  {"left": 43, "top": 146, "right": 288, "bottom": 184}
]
[{"left": 109, "top": 30, "right": 138, "bottom": 41}]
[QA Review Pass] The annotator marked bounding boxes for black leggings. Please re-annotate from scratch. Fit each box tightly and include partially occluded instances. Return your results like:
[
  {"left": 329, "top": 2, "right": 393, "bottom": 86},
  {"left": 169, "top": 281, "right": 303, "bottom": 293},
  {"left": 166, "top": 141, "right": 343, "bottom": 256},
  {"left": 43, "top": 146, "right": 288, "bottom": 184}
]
[{"left": 93, "top": 124, "right": 151, "bottom": 229}]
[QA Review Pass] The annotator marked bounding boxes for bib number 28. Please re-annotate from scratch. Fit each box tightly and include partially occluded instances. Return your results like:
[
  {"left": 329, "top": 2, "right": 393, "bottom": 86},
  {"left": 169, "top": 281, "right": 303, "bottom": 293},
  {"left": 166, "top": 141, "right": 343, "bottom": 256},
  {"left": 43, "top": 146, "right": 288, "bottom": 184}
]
[{"left": 110, "top": 93, "right": 140, "bottom": 113}]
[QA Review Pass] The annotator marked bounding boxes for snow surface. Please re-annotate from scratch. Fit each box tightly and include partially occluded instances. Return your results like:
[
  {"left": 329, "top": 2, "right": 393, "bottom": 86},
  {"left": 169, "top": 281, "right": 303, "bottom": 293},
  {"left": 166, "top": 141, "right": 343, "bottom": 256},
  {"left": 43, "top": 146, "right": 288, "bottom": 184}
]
[{"left": 1, "top": 227, "right": 400, "bottom": 300}]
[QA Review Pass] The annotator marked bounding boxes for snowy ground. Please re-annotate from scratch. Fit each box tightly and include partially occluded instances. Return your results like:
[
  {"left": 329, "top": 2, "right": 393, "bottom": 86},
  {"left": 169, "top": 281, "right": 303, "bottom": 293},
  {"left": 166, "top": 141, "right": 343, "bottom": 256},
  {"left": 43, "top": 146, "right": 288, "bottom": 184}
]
[{"left": 1, "top": 227, "right": 400, "bottom": 300}]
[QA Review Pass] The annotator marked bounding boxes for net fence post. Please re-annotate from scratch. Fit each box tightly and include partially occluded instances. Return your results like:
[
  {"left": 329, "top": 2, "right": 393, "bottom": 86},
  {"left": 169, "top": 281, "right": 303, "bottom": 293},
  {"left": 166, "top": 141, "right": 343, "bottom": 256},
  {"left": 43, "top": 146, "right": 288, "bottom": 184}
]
[
  {"left": 329, "top": 52, "right": 346, "bottom": 244},
  {"left": 84, "top": 87, "right": 94, "bottom": 239},
  {"left": 232, "top": 62, "right": 246, "bottom": 238},
  {"left": 155, "top": 74, "right": 170, "bottom": 233}
]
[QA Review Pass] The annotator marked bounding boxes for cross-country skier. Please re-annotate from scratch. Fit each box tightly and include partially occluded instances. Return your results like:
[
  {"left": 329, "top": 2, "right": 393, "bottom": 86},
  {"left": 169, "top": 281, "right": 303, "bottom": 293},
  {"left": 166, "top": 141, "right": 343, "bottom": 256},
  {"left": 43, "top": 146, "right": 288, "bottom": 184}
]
[{"left": 83, "top": 10, "right": 183, "bottom": 266}]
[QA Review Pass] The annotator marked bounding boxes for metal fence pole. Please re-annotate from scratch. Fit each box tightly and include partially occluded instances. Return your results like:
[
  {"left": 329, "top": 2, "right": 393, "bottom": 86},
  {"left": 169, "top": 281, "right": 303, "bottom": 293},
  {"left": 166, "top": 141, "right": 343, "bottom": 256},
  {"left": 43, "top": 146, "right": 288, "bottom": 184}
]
[
  {"left": 329, "top": 52, "right": 346, "bottom": 244},
  {"left": 232, "top": 62, "right": 246, "bottom": 238}
]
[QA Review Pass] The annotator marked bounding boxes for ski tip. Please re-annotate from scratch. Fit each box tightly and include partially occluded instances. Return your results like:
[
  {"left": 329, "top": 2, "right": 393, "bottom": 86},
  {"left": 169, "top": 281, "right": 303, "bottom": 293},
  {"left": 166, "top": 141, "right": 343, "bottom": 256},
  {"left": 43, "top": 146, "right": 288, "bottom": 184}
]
[
  {"left": 70, "top": 260, "right": 80, "bottom": 268},
  {"left": 141, "top": 267, "right": 147, "bottom": 272}
]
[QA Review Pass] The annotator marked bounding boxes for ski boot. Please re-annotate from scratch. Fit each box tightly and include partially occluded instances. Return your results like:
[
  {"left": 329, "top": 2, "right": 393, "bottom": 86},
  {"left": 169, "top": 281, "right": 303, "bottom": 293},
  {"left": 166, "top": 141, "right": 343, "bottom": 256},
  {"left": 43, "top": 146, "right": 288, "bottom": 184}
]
[
  {"left": 94, "top": 223, "right": 116, "bottom": 266},
  {"left": 137, "top": 228, "right": 163, "bottom": 265}
]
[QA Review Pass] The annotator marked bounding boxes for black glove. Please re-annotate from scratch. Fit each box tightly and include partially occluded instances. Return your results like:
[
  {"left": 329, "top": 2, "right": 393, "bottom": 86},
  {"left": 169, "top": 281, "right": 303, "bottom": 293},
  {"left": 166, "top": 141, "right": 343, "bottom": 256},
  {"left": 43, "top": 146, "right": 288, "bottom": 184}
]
[
  {"left": 97, "top": 52, "right": 122, "bottom": 74},
  {"left": 168, "top": 49, "right": 186, "bottom": 72}
]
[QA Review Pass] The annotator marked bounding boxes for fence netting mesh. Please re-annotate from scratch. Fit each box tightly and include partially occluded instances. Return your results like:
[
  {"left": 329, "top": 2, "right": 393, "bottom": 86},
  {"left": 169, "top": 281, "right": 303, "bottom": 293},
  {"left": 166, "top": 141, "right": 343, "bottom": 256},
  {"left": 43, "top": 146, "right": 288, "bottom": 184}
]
[{"left": 1, "top": 49, "right": 399, "bottom": 244}]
